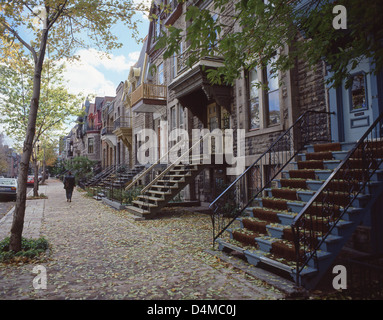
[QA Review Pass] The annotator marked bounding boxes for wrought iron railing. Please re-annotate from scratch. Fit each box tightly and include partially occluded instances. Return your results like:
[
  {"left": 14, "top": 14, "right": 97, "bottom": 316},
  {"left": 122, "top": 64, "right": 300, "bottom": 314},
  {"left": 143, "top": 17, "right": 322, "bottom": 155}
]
[
  {"left": 346, "top": 254, "right": 383, "bottom": 299},
  {"left": 101, "top": 126, "right": 114, "bottom": 135},
  {"left": 124, "top": 138, "right": 188, "bottom": 193},
  {"left": 136, "top": 133, "right": 210, "bottom": 211},
  {"left": 291, "top": 111, "right": 383, "bottom": 285},
  {"left": 114, "top": 116, "right": 132, "bottom": 130},
  {"left": 209, "top": 110, "right": 334, "bottom": 244},
  {"left": 141, "top": 132, "right": 210, "bottom": 193}
]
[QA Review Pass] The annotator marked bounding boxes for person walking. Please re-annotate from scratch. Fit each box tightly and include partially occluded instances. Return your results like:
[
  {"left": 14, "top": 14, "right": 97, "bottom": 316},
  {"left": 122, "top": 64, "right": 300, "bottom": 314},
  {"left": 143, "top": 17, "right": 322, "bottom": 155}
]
[{"left": 63, "top": 171, "right": 76, "bottom": 202}]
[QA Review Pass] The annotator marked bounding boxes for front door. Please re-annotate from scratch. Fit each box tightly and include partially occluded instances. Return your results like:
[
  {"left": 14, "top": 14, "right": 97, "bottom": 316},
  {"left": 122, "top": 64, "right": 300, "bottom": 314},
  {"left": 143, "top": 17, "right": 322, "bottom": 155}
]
[{"left": 341, "top": 59, "right": 374, "bottom": 142}]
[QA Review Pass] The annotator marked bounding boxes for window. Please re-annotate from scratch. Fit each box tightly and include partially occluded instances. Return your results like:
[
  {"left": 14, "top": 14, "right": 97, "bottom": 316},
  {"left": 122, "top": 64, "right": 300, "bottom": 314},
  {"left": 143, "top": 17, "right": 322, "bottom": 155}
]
[
  {"left": 248, "top": 55, "right": 280, "bottom": 130},
  {"left": 156, "top": 16, "right": 161, "bottom": 39},
  {"left": 249, "top": 68, "right": 260, "bottom": 130},
  {"left": 208, "top": 14, "right": 219, "bottom": 52},
  {"left": 171, "top": 41, "right": 183, "bottom": 79},
  {"left": 171, "top": 106, "right": 176, "bottom": 129},
  {"left": 179, "top": 105, "right": 184, "bottom": 128},
  {"left": 349, "top": 73, "right": 367, "bottom": 112},
  {"left": 171, "top": 52, "right": 177, "bottom": 79},
  {"left": 88, "top": 138, "right": 94, "bottom": 154},
  {"left": 158, "top": 62, "right": 164, "bottom": 85},
  {"left": 176, "top": 41, "right": 184, "bottom": 73},
  {"left": 265, "top": 55, "right": 280, "bottom": 126}
]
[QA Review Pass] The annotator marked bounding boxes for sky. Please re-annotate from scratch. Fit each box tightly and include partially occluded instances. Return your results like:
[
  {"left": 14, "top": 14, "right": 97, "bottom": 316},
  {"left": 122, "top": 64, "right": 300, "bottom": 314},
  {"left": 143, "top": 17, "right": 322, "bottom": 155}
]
[
  {"left": 62, "top": 13, "right": 150, "bottom": 99},
  {"left": 0, "top": 3, "right": 151, "bottom": 149}
]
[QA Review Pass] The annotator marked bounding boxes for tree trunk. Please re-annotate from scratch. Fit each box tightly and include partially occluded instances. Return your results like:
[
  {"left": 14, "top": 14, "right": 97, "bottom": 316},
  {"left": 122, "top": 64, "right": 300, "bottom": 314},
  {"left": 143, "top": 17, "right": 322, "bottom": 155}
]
[{"left": 9, "top": 30, "right": 48, "bottom": 252}]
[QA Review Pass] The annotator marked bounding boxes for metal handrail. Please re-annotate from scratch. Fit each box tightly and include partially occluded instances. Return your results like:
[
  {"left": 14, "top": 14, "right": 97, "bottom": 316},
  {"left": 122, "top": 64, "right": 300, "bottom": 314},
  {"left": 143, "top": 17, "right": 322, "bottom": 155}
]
[
  {"left": 291, "top": 110, "right": 383, "bottom": 284},
  {"left": 141, "top": 132, "right": 211, "bottom": 193},
  {"left": 209, "top": 110, "right": 335, "bottom": 243},
  {"left": 125, "top": 137, "right": 188, "bottom": 192}
]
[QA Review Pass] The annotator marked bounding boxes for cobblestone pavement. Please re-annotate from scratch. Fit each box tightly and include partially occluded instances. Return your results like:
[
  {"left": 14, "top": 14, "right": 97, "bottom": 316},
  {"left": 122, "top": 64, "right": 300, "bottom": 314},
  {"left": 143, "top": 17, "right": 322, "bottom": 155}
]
[{"left": 0, "top": 179, "right": 287, "bottom": 301}]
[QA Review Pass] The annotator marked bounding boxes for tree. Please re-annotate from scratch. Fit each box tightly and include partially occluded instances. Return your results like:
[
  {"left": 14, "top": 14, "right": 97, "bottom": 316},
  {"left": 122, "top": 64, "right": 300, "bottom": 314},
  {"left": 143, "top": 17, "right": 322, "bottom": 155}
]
[
  {"left": 0, "top": 0, "right": 148, "bottom": 252},
  {"left": 34, "top": 136, "right": 58, "bottom": 185},
  {"left": 64, "top": 156, "right": 95, "bottom": 185},
  {"left": 0, "top": 134, "right": 9, "bottom": 175},
  {"left": 0, "top": 58, "right": 82, "bottom": 197},
  {"left": 157, "top": 0, "right": 383, "bottom": 88}
]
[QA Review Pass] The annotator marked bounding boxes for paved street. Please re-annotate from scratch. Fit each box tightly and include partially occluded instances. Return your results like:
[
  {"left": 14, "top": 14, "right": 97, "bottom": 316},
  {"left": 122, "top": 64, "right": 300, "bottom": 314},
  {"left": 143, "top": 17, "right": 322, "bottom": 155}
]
[
  {"left": 0, "top": 187, "right": 33, "bottom": 220},
  {"left": 0, "top": 201, "right": 15, "bottom": 221},
  {"left": 0, "top": 179, "right": 290, "bottom": 301}
]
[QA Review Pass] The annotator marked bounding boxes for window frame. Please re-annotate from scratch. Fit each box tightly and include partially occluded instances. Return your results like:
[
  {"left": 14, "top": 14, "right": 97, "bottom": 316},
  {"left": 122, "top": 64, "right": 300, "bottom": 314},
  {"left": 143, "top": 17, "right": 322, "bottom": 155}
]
[
  {"left": 247, "top": 56, "right": 281, "bottom": 132},
  {"left": 88, "top": 137, "right": 94, "bottom": 154},
  {"left": 157, "top": 62, "right": 164, "bottom": 85}
]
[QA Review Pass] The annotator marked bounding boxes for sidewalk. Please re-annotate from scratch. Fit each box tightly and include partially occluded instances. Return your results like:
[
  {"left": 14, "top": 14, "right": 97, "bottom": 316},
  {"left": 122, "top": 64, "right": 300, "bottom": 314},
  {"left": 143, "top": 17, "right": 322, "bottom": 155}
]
[
  {"left": 0, "top": 185, "right": 47, "bottom": 241},
  {"left": 0, "top": 179, "right": 290, "bottom": 300}
]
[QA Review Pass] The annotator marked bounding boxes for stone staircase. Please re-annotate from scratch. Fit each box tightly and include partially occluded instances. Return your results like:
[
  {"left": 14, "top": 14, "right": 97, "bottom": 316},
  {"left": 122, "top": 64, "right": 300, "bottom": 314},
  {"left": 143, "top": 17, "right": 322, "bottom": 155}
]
[
  {"left": 125, "top": 162, "right": 206, "bottom": 219},
  {"left": 92, "top": 165, "right": 144, "bottom": 201},
  {"left": 216, "top": 141, "right": 383, "bottom": 289},
  {"left": 101, "top": 165, "right": 145, "bottom": 201},
  {"left": 84, "top": 165, "right": 116, "bottom": 188}
]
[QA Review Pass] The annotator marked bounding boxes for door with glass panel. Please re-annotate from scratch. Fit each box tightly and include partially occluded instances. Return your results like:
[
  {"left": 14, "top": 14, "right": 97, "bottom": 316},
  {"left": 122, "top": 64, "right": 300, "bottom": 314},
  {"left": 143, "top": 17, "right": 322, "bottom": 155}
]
[{"left": 342, "top": 60, "right": 374, "bottom": 142}]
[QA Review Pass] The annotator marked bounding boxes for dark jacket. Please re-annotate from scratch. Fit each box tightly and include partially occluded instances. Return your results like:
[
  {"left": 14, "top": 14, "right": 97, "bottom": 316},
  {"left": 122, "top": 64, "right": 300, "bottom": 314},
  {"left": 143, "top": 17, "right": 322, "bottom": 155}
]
[{"left": 63, "top": 174, "right": 76, "bottom": 190}]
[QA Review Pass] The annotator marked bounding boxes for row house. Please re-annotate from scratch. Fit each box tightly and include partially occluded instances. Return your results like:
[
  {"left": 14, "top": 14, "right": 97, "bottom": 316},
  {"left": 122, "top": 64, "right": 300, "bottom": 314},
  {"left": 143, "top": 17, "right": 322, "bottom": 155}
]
[
  {"left": 0, "top": 145, "right": 20, "bottom": 178},
  {"left": 113, "top": 0, "right": 383, "bottom": 291},
  {"left": 64, "top": 91, "right": 132, "bottom": 168}
]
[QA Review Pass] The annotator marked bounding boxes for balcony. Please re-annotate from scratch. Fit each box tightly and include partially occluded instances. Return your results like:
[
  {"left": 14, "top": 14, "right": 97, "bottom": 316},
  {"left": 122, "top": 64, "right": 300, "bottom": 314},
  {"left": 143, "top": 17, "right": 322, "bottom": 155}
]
[
  {"left": 87, "top": 123, "right": 102, "bottom": 133},
  {"left": 163, "top": 1, "right": 182, "bottom": 26},
  {"left": 168, "top": 55, "right": 231, "bottom": 125},
  {"left": 114, "top": 116, "right": 132, "bottom": 130},
  {"left": 101, "top": 126, "right": 114, "bottom": 136},
  {"left": 130, "top": 83, "right": 167, "bottom": 113},
  {"left": 101, "top": 126, "right": 117, "bottom": 147},
  {"left": 113, "top": 116, "right": 133, "bottom": 148}
]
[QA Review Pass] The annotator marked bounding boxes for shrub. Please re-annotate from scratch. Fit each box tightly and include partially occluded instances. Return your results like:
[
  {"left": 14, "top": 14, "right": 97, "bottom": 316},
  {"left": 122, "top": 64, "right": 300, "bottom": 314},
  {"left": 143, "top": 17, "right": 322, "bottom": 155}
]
[
  {"left": 0, "top": 237, "right": 49, "bottom": 262},
  {"left": 122, "top": 186, "right": 143, "bottom": 204}
]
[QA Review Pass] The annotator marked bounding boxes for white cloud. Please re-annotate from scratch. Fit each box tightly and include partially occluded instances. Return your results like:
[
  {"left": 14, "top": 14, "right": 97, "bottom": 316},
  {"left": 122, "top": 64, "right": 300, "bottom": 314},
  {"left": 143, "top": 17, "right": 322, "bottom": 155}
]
[
  {"left": 134, "top": 0, "right": 151, "bottom": 20},
  {"left": 61, "top": 48, "right": 140, "bottom": 98}
]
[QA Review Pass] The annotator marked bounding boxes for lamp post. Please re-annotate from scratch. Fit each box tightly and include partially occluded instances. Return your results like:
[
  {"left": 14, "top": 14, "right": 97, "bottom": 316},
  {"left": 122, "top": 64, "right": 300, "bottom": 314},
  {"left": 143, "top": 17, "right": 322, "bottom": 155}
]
[{"left": 33, "top": 139, "right": 40, "bottom": 197}]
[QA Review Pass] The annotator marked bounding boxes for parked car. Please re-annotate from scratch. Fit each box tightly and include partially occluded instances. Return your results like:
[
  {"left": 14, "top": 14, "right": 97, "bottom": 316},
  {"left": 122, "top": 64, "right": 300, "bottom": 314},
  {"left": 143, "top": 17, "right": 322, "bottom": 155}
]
[
  {"left": 27, "top": 175, "right": 35, "bottom": 186},
  {"left": 0, "top": 178, "right": 17, "bottom": 200}
]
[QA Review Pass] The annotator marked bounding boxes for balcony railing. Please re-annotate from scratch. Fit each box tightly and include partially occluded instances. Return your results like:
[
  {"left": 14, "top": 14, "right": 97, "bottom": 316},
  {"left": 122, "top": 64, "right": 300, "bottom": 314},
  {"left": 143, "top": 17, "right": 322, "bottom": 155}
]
[
  {"left": 87, "top": 123, "right": 102, "bottom": 132},
  {"left": 130, "top": 83, "right": 167, "bottom": 107},
  {"left": 114, "top": 116, "right": 132, "bottom": 130},
  {"left": 101, "top": 126, "right": 114, "bottom": 136}
]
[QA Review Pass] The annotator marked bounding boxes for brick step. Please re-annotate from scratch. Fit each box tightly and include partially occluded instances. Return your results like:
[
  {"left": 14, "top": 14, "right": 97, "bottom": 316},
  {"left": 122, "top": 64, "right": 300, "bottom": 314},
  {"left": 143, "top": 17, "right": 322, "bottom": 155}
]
[
  {"left": 254, "top": 196, "right": 365, "bottom": 215},
  {"left": 276, "top": 178, "right": 382, "bottom": 194},
  {"left": 264, "top": 187, "right": 371, "bottom": 205},
  {"left": 304, "top": 142, "right": 355, "bottom": 153}
]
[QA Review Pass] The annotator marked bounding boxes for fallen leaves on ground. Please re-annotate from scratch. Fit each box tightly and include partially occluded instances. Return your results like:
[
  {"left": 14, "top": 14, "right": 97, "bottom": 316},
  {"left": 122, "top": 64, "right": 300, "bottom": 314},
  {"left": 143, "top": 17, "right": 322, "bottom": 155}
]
[{"left": 0, "top": 180, "right": 284, "bottom": 300}]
